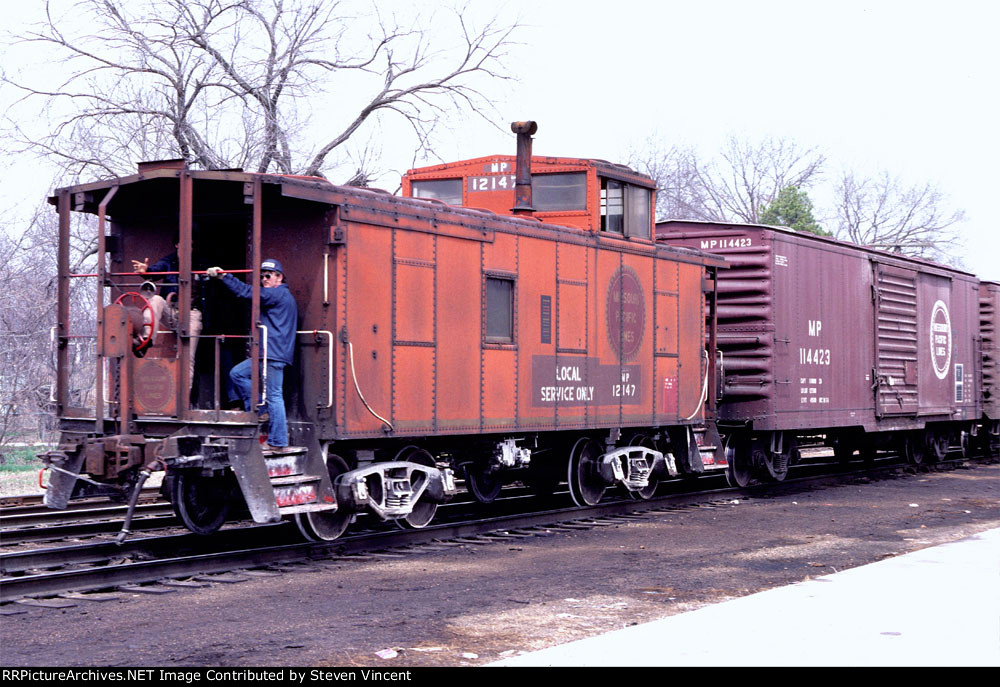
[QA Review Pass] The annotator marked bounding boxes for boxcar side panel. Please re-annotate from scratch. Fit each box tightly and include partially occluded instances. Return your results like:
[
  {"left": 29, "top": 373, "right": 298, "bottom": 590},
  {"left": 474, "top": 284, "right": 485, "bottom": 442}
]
[{"left": 771, "top": 234, "right": 876, "bottom": 430}]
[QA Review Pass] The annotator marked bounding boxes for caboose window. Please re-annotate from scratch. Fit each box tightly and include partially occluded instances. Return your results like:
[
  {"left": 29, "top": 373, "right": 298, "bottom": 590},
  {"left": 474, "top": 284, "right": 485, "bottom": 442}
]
[
  {"left": 625, "top": 185, "right": 651, "bottom": 238},
  {"left": 485, "top": 277, "right": 514, "bottom": 343},
  {"left": 411, "top": 178, "right": 462, "bottom": 205},
  {"left": 601, "top": 179, "right": 624, "bottom": 233},
  {"left": 533, "top": 173, "right": 586, "bottom": 211}
]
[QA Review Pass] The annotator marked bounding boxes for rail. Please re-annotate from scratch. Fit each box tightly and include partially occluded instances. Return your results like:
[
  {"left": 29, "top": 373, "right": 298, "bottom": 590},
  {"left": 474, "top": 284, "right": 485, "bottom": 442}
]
[
  {"left": 66, "top": 269, "right": 255, "bottom": 278},
  {"left": 4, "top": 458, "right": 974, "bottom": 603}
]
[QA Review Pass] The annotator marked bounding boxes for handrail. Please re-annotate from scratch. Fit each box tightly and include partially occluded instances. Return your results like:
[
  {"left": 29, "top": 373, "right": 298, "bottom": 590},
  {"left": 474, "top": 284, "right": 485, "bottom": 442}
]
[
  {"left": 347, "top": 341, "right": 393, "bottom": 431},
  {"left": 68, "top": 269, "right": 255, "bottom": 278},
  {"left": 258, "top": 324, "right": 268, "bottom": 406},
  {"left": 49, "top": 326, "right": 58, "bottom": 402},
  {"left": 297, "top": 330, "right": 334, "bottom": 408},
  {"left": 683, "top": 349, "right": 710, "bottom": 421}
]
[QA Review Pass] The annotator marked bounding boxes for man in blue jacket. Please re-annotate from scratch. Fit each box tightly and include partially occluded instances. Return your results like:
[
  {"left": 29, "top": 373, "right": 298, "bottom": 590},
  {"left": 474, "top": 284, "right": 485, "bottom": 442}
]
[{"left": 207, "top": 258, "right": 298, "bottom": 453}]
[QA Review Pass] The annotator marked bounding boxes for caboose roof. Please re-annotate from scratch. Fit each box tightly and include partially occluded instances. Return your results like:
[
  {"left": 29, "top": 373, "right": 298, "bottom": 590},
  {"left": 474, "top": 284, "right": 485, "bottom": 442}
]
[{"left": 48, "top": 164, "right": 723, "bottom": 268}]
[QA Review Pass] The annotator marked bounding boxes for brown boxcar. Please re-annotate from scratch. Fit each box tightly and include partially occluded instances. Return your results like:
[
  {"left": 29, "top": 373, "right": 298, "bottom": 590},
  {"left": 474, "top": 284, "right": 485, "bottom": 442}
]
[
  {"left": 41, "top": 124, "right": 726, "bottom": 540},
  {"left": 657, "top": 220, "right": 983, "bottom": 482}
]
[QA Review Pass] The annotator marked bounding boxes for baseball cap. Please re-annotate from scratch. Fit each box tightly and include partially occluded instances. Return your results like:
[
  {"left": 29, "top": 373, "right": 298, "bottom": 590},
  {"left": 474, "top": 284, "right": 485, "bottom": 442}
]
[{"left": 261, "top": 258, "right": 284, "bottom": 275}]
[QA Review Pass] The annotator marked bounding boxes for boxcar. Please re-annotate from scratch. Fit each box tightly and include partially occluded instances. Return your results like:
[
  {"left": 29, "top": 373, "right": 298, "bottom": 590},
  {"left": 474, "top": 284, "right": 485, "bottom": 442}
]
[{"left": 657, "top": 220, "right": 984, "bottom": 482}]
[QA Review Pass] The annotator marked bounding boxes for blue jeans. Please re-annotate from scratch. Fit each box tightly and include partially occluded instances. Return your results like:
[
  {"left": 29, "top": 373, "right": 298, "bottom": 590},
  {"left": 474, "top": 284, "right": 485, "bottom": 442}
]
[{"left": 230, "top": 359, "right": 288, "bottom": 447}]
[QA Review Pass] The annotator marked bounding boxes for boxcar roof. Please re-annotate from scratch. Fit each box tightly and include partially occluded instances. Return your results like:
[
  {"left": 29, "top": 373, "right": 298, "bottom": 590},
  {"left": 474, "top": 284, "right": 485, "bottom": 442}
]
[{"left": 656, "top": 218, "right": 975, "bottom": 278}]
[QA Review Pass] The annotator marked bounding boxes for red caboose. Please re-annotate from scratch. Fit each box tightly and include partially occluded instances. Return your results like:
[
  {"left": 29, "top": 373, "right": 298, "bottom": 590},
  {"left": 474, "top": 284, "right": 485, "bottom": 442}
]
[{"left": 42, "top": 122, "right": 725, "bottom": 540}]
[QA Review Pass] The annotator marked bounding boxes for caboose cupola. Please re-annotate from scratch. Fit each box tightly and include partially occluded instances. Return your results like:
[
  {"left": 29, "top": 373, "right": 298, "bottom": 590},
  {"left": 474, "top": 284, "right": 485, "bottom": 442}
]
[{"left": 402, "top": 121, "right": 657, "bottom": 240}]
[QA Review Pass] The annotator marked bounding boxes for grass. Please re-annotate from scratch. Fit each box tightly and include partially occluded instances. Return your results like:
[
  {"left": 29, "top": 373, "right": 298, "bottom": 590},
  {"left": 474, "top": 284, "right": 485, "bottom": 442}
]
[
  {"left": 0, "top": 445, "right": 48, "bottom": 473},
  {"left": 0, "top": 446, "right": 50, "bottom": 496}
]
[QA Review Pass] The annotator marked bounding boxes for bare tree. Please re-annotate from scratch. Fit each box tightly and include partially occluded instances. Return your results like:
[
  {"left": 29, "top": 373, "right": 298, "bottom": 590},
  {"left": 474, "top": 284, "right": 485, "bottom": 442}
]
[
  {"left": 629, "top": 134, "right": 825, "bottom": 224},
  {"left": 0, "top": 210, "right": 57, "bottom": 448},
  {"left": 833, "top": 171, "right": 966, "bottom": 266},
  {"left": 627, "top": 138, "right": 713, "bottom": 221},
  {"left": 4, "top": 0, "right": 520, "bottom": 182},
  {"left": 0, "top": 182, "right": 113, "bottom": 447},
  {"left": 697, "top": 136, "right": 825, "bottom": 223}
]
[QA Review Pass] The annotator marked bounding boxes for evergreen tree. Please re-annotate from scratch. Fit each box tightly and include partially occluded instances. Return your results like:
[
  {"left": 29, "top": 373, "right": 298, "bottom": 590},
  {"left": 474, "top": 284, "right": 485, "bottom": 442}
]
[{"left": 759, "top": 186, "right": 829, "bottom": 235}]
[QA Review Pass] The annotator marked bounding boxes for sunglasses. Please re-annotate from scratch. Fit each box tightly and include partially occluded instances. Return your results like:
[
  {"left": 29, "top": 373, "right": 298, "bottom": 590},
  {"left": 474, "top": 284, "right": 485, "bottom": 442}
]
[{"left": 261, "top": 271, "right": 279, "bottom": 280}]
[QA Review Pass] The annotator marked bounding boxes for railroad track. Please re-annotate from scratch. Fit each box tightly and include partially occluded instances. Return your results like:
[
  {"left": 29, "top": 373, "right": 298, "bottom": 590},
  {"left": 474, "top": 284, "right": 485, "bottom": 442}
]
[
  {"left": 0, "top": 446, "right": 965, "bottom": 550},
  {"left": 1, "top": 455, "right": 978, "bottom": 606}
]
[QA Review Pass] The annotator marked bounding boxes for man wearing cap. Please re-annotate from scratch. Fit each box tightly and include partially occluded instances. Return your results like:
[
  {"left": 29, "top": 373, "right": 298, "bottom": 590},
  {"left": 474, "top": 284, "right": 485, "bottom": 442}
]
[{"left": 206, "top": 258, "right": 298, "bottom": 453}]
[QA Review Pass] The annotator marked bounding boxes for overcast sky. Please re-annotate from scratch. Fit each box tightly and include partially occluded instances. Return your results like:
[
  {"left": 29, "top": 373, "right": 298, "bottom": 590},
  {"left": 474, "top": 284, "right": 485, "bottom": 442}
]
[
  {"left": 446, "top": 0, "right": 1000, "bottom": 279},
  {"left": 4, "top": 0, "right": 997, "bottom": 279}
]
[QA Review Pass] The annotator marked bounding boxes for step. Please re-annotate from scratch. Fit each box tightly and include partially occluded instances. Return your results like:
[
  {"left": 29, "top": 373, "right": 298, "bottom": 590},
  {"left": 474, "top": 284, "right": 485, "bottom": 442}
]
[
  {"left": 269, "top": 474, "right": 322, "bottom": 487},
  {"left": 277, "top": 502, "right": 339, "bottom": 515},
  {"left": 271, "top": 475, "right": 326, "bottom": 509},
  {"left": 262, "top": 445, "right": 306, "bottom": 456},
  {"left": 264, "top": 451, "right": 310, "bottom": 478}
]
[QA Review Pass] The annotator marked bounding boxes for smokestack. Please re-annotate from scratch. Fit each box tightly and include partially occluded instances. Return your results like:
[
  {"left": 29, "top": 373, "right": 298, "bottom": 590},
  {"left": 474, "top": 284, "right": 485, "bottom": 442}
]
[{"left": 510, "top": 121, "right": 537, "bottom": 215}]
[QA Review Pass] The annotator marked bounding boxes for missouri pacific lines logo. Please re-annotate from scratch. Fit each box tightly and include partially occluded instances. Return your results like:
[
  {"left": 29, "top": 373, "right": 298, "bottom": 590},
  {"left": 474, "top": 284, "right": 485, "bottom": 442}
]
[
  {"left": 930, "top": 300, "right": 952, "bottom": 380},
  {"left": 606, "top": 266, "right": 645, "bottom": 363}
]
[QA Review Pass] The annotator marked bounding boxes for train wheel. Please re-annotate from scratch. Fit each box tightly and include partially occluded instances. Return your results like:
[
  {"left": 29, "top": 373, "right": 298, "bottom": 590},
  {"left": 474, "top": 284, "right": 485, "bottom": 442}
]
[
  {"left": 396, "top": 446, "right": 438, "bottom": 529},
  {"left": 568, "top": 437, "right": 606, "bottom": 507},
  {"left": 295, "top": 454, "right": 352, "bottom": 542},
  {"left": 903, "top": 433, "right": 926, "bottom": 466},
  {"left": 724, "top": 433, "right": 753, "bottom": 488},
  {"left": 170, "top": 470, "right": 230, "bottom": 535},
  {"left": 627, "top": 435, "right": 658, "bottom": 500},
  {"left": 762, "top": 437, "right": 791, "bottom": 482},
  {"left": 465, "top": 463, "right": 503, "bottom": 504},
  {"left": 928, "top": 432, "right": 949, "bottom": 462}
]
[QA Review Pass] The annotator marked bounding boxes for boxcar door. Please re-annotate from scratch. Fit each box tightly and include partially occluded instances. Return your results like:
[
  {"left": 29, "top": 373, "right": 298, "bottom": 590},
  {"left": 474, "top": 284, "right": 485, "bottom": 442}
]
[{"left": 872, "top": 261, "right": 920, "bottom": 417}]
